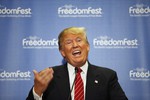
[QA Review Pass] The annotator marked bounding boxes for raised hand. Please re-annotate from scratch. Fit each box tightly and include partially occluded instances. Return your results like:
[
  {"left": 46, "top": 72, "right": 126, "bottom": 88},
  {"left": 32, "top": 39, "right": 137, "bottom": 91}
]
[{"left": 33, "top": 68, "right": 54, "bottom": 96}]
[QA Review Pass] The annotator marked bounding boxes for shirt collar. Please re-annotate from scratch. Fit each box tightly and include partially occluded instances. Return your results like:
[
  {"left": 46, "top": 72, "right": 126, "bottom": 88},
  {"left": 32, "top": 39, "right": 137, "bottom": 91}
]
[{"left": 67, "top": 61, "right": 88, "bottom": 74}]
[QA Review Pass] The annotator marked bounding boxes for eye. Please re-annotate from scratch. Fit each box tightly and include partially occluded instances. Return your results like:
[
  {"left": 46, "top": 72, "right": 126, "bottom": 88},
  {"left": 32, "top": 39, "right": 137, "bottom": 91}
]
[
  {"left": 76, "top": 38, "right": 82, "bottom": 42},
  {"left": 65, "top": 40, "right": 72, "bottom": 45}
]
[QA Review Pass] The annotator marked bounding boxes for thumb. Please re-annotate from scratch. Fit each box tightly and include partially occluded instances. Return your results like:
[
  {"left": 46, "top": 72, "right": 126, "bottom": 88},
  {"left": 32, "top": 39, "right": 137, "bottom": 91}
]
[{"left": 33, "top": 70, "right": 38, "bottom": 77}]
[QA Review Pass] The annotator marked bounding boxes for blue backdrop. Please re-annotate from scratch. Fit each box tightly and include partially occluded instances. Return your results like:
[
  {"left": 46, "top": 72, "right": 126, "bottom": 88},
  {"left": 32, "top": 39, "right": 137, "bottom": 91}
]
[{"left": 0, "top": 0, "right": 150, "bottom": 100}]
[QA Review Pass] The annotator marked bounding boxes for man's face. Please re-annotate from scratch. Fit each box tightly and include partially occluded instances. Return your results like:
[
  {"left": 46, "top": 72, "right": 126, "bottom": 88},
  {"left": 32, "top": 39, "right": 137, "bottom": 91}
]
[{"left": 60, "top": 33, "right": 89, "bottom": 67}]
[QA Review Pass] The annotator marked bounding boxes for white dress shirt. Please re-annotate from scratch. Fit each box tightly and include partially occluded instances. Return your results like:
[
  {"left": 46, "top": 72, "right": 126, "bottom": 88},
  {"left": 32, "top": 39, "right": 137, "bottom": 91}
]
[{"left": 33, "top": 61, "right": 88, "bottom": 100}]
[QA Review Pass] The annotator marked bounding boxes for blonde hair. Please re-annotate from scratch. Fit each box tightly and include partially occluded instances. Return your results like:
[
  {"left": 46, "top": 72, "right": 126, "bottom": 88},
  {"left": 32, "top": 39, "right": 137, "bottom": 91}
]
[{"left": 58, "top": 27, "right": 89, "bottom": 50}]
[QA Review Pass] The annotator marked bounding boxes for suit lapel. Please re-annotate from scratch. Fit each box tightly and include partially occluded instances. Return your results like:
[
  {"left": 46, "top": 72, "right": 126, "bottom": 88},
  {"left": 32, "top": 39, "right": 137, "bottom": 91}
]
[
  {"left": 85, "top": 64, "right": 106, "bottom": 100},
  {"left": 54, "top": 64, "right": 71, "bottom": 100},
  {"left": 86, "top": 65, "right": 97, "bottom": 100}
]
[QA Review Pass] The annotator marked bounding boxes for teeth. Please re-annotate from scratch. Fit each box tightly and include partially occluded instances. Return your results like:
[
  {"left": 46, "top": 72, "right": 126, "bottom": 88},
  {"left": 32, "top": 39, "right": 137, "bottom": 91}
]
[
  {"left": 73, "top": 50, "right": 80, "bottom": 53},
  {"left": 72, "top": 50, "right": 81, "bottom": 55}
]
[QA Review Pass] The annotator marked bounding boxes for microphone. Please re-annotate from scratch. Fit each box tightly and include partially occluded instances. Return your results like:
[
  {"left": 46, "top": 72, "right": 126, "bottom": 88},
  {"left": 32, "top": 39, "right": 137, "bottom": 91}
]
[{"left": 68, "top": 67, "right": 78, "bottom": 100}]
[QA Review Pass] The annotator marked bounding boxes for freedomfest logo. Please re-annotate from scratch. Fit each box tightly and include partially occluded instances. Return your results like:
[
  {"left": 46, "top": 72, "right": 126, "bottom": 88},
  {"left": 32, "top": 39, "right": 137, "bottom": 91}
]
[
  {"left": 58, "top": 4, "right": 103, "bottom": 17},
  {"left": 129, "top": 4, "right": 150, "bottom": 17},
  {"left": 0, "top": 4, "right": 32, "bottom": 17},
  {"left": 129, "top": 68, "right": 150, "bottom": 81},
  {"left": 93, "top": 36, "right": 139, "bottom": 49},
  {"left": 22, "top": 36, "right": 58, "bottom": 49},
  {"left": 0, "top": 69, "right": 31, "bottom": 81}
]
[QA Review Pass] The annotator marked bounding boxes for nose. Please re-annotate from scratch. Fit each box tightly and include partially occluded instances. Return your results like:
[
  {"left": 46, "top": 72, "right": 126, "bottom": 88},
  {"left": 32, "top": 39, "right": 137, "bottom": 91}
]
[{"left": 72, "top": 41, "right": 78, "bottom": 47}]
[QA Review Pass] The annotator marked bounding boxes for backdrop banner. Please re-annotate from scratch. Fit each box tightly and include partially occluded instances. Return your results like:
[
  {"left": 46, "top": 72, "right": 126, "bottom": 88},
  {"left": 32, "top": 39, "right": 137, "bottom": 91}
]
[{"left": 0, "top": 0, "right": 150, "bottom": 100}]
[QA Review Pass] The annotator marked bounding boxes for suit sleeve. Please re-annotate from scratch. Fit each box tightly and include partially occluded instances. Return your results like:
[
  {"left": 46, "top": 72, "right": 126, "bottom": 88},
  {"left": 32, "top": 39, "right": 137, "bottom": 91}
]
[
  {"left": 26, "top": 87, "right": 35, "bottom": 100},
  {"left": 108, "top": 71, "right": 128, "bottom": 100}
]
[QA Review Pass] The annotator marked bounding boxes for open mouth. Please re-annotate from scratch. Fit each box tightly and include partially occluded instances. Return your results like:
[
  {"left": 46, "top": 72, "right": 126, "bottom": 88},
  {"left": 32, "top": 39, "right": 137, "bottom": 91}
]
[{"left": 72, "top": 50, "right": 81, "bottom": 56}]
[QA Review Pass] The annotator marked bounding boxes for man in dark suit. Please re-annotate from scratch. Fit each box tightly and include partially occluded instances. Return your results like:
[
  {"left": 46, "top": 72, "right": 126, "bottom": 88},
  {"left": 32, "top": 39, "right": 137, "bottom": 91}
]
[{"left": 27, "top": 27, "right": 128, "bottom": 100}]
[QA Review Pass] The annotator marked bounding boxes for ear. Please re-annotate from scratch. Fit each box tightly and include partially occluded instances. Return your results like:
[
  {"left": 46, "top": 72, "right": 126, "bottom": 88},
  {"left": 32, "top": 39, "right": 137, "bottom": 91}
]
[
  {"left": 87, "top": 44, "right": 90, "bottom": 52},
  {"left": 59, "top": 49, "right": 66, "bottom": 57}
]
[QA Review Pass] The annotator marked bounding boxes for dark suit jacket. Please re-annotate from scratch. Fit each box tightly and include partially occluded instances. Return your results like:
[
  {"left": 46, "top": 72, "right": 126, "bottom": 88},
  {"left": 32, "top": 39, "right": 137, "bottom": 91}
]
[{"left": 26, "top": 63, "right": 128, "bottom": 100}]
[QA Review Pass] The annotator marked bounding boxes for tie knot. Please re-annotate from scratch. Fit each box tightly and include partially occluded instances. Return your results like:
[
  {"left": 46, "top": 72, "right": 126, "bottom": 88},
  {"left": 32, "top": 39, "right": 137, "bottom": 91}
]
[{"left": 77, "top": 68, "right": 82, "bottom": 73}]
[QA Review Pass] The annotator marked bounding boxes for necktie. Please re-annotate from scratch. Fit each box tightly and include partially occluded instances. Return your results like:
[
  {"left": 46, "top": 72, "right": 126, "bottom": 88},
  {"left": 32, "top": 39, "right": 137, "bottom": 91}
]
[{"left": 74, "top": 68, "right": 84, "bottom": 100}]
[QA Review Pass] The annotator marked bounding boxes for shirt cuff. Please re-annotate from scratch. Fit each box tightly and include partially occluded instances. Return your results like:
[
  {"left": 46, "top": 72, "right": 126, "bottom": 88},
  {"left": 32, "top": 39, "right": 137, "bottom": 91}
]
[{"left": 33, "top": 87, "right": 43, "bottom": 100}]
